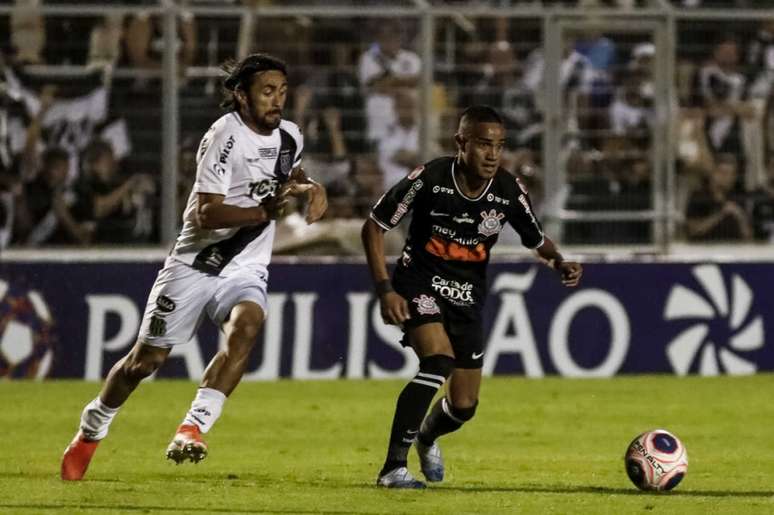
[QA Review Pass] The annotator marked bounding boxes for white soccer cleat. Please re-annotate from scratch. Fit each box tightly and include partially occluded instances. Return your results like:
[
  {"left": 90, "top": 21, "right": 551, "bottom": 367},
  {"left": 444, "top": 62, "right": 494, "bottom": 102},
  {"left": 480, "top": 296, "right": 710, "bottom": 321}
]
[
  {"left": 416, "top": 439, "right": 444, "bottom": 482},
  {"left": 376, "top": 466, "right": 426, "bottom": 489}
]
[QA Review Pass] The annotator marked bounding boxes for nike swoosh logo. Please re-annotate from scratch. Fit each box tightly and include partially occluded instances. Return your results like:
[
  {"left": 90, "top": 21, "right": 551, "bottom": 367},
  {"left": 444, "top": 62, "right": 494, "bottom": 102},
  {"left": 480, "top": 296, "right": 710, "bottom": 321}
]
[
  {"left": 430, "top": 210, "right": 449, "bottom": 217},
  {"left": 472, "top": 352, "right": 484, "bottom": 360}
]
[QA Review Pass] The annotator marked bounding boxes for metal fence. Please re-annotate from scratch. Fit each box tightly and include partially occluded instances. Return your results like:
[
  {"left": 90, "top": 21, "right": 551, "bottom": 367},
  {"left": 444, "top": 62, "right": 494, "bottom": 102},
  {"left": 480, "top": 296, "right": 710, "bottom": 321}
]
[{"left": 1, "top": 1, "right": 774, "bottom": 254}]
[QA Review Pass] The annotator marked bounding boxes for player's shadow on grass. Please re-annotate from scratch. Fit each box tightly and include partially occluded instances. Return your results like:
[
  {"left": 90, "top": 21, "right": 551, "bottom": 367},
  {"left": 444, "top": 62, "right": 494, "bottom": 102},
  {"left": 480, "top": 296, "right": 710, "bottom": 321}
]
[{"left": 437, "top": 484, "right": 774, "bottom": 498}]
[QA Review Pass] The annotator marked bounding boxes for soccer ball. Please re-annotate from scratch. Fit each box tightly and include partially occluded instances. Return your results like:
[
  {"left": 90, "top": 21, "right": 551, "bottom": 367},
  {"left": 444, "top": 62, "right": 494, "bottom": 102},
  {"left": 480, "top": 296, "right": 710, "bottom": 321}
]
[
  {"left": 625, "top": 429, "right": 688, "bottom": 491},
  {"left": 0, "top": 280, "right": 56, "bottom": 379}
]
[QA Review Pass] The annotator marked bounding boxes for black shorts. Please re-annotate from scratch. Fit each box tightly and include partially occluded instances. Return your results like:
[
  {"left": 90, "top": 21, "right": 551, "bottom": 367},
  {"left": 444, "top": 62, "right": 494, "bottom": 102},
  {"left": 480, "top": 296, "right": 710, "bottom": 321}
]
[{"left": 393, "top": 267, "right": 484, "bottom": 369}]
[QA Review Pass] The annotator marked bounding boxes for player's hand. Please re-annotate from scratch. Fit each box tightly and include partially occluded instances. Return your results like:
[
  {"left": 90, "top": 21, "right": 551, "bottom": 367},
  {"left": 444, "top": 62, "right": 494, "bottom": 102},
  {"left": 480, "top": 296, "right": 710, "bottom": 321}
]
[
  {"left": 280, "top": 179, "right": 313, "bottom": 198},
  {"left": 284, "top": 169, "right": 328, "bottom": 224},
  {"left": 557, "top": 261, "right": 582, "bottom": 287},
  {"left": 262, "top": 193, "right": 289, "bottom": 220},
  {"left": 379, "top": 291, "right": 411, "bottom": 326},
  {"left": 304, "top": 181, "right": 327, "bottom": 224}
]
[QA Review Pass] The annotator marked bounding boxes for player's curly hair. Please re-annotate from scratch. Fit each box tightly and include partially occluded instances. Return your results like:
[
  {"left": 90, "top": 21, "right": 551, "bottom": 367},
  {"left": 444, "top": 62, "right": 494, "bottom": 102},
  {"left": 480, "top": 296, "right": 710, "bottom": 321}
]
[{"left": 220, "top": 53, "right": 288, "bottom": 111}]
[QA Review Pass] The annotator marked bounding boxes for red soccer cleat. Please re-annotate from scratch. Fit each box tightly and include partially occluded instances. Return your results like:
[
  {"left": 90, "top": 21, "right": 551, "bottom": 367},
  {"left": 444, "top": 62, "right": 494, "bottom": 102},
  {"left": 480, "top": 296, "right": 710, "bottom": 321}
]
[
  {"left": 166, "top": 424, "right": 208, "bottom": 464},
  {"left": 61, "top": 431, "right": 100, "bottom": 481}
]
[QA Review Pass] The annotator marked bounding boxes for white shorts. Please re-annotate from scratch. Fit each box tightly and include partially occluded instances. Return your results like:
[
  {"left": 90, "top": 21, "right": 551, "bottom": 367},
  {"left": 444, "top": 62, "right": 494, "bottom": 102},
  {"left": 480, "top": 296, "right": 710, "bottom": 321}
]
[{"left": 138, "top": 257, "right": 269, "bottom": 348}]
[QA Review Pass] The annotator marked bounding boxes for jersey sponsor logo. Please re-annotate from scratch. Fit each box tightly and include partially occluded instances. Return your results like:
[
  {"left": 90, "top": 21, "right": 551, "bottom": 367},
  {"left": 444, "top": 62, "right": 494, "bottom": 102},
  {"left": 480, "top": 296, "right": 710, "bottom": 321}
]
[
  {"left": 258, "top": 147, "right": 278, "bottom": 159},
  {"left": 432, "top": 225, "right": 480, "bottom": 246},
  {"left": 478, "top": 209, "right": 505, "bottom": 237},
  {"left": 453, "top": 213, "right": 475, "bottom": 224},
  {"left": 431, "top": 275, "right": 474, "bottom": 306},
  {"left": 425, "top": 235, "right": 487, "bottom": 262},
  {"left": 400, "top": 249, "right": 412, "bottom": 267},
  {"left": 198, "top": 135, "right": 210, "bottom": 161},
  {"left": 390, "top": 179, "right": 423, "bottom": 225},
  {"left": 148, "top": 315, "right": 166, "bottom": 337},
  {"left": 432, "top": 224, "right": 455, "bottom": 237},
  {"left": 155, "top": 295, "right": 176, "bottom": 313},
  {"left": 430, "top": 210, "right": 449, "bottom": 217},
  {"left": 249, "top": 179, "right": 280, "bottom": 202},
  {"left": 518, "top": 194, "right": 538, "bottom": 226},
  {"left": 412, "top": 294, "right": 440, "bottom": 316},
  {"left": 515, "top": 176, "right": 528, "bottom": 195},
  {"left": 390, "top": 204, "right": 409, "bottom": 226},
  {"left": 218, "top": 135, "right": 236, "bottom": 165},
  {"left": 211, "top": 163, "right": 227, "bottom": 176},
  {"left": 432, "top": 185, "right": 455, "bottom": 195},
  {"left": 488, "top": 193, "right": 511, "bottom": 206},
  {"left": 407, "top": 165, "right": 425, "bottom": 180}
]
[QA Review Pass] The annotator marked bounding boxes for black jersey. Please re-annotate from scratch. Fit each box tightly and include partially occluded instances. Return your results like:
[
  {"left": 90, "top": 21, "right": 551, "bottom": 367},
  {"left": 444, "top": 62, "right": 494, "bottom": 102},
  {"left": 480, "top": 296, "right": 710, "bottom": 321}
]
[{"left": 370, "top": 156, "right": 544, "bottom": 292}]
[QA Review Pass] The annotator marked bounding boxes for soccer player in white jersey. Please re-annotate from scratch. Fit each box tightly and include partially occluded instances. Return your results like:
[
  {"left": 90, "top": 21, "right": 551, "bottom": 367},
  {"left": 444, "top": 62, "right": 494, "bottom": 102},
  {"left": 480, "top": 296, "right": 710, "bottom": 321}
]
[{"left": 61, "top": 54, "right": 327, "bottom": 480}]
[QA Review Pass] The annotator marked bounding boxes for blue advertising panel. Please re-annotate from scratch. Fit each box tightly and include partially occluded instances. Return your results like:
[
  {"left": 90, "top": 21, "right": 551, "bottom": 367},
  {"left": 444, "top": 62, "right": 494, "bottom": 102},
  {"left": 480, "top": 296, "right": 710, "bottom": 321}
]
[{"left": 1, "top": 260, "right": 772, "bottom": 379}]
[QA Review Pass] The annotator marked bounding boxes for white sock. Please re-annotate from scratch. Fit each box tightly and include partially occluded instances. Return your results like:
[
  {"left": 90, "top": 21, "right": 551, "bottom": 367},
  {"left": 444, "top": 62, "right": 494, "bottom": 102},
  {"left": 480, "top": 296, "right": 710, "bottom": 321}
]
[
  {"left": 182, "top": 388, "right": 226, "bottom": 434},
  {"left": 80, "top": 397, "right": 120, "bottom": 441}
]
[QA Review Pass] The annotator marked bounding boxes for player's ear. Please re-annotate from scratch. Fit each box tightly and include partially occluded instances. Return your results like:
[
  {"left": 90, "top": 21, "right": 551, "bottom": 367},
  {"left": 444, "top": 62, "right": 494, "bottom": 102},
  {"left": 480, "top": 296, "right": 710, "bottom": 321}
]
[
  {"left": 454, "top": 132, "right": 466, "bottom": 151},
  {"left": 234, "top": 87, "right": 247, "bottom": 107}
]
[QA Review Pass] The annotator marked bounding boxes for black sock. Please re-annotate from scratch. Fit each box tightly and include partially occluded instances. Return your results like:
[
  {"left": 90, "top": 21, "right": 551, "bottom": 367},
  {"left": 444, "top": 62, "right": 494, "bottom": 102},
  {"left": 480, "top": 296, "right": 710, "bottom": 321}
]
[
  {"left": 380, "top": 355, "right": 454, "bottom": 476},
  {"left": 418, "top": 397, "right": 477, "bottom": 446}
]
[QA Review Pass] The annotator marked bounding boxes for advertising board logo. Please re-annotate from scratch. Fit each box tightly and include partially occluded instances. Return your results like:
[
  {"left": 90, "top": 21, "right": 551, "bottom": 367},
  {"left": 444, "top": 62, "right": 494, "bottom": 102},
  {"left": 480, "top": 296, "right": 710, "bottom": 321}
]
[
  {"left": 0, "top": 280, "right": 56, "bottom": 379},
  {"left": 663, "top": 265, "right": 764, "bottom": 375}
]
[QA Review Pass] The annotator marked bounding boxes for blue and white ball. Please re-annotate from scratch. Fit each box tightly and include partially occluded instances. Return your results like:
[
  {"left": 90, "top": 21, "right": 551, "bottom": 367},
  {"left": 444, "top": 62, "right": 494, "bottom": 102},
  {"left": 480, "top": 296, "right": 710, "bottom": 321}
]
[{"left": 625, "top": 429, "right": 688, "bottom": 491}]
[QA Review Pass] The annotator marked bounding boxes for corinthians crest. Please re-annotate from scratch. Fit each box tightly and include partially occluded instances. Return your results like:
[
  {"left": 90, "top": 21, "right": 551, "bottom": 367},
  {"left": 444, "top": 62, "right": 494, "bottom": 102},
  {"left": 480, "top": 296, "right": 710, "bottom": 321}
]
[
  {"left": 478, "top": 209, "right": 505, "bottom": 237},
  {"left": 412, "top": 294, "right": 440, "bottom": 315}
]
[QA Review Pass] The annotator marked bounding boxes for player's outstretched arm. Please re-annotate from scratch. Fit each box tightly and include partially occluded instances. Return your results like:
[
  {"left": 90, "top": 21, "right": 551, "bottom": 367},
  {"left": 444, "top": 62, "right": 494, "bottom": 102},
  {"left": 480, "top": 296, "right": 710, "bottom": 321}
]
[
  {"left": 361, "top": 218, "right": 411, "bottom": 325},
  {"left": 196, "top": 192, "right": 283, "bottom": 229},
  {"left": 534, "top": 236, "right": 583, "bottom": 288}
]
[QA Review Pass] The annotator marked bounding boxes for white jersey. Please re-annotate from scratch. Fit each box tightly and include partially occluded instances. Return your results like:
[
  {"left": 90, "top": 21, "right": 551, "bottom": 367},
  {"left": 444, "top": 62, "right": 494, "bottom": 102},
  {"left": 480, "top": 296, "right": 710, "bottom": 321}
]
[{"left": 171, "top": 112, "right": 303, "bottom": 276}]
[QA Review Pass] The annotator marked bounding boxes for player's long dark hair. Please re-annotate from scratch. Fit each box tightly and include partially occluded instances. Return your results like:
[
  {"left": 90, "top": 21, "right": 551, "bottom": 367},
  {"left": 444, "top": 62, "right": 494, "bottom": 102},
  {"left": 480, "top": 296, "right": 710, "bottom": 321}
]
[{"left": 220, "top": 53, "right": 288, "bottom": 111}]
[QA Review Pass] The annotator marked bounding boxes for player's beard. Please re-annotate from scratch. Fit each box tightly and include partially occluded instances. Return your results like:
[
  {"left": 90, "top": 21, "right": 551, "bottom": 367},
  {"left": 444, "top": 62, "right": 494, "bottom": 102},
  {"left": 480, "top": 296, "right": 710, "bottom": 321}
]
[{"left": 247, "top": 95, "right": 282, "bottom": 132}]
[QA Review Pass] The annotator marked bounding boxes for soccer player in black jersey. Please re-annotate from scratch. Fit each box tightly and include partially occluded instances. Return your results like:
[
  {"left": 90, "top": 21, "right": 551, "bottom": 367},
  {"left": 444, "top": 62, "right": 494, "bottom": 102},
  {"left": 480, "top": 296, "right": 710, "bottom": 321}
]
[{"left": 362, "top": 105, "right": 582, "bottom": 488}]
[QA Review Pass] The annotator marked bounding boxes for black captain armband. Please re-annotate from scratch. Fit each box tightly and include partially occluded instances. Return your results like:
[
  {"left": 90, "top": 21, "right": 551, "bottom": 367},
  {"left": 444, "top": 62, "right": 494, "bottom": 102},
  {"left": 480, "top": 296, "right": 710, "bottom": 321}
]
[{"left": 375, "top": 279, "right": 394, "bottom": 296}]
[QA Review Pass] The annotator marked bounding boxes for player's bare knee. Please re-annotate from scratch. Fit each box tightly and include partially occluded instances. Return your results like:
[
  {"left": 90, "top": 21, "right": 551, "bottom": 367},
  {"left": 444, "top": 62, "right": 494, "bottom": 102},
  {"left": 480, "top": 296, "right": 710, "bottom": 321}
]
[
  {"left": 448, "top": 389, "right": 478, "bottom": 410},
  {"left": 123, "top": 351, "right": 163, "bottom": 381},
  {"left": 227, "top": 304, "right": 264, "bottom": 344},
  {"left": 228, "top": 318, "right": 261, "bottom": 346}
]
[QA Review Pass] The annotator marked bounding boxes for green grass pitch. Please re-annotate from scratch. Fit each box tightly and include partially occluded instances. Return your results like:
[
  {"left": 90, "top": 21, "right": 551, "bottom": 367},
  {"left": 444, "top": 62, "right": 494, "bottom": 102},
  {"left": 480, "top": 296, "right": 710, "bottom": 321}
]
[{"left": 2, "top": 375, "right": 774, "bottom": 514}]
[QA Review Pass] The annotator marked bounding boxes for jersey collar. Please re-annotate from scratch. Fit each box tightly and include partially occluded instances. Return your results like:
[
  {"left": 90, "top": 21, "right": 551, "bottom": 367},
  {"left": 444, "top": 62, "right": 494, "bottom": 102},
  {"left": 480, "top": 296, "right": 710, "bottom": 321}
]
[
  {"left": 232, "top": 111, "right": 278, "bottom": 143},
  {"left": 451, "top": 160, "right": 494, "bottom": 201}
]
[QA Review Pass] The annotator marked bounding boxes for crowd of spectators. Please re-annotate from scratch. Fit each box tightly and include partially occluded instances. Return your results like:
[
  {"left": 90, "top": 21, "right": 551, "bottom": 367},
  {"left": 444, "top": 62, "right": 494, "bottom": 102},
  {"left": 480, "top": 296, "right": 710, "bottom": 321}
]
[{"left": 2, "top": 1, "right": 774, "bottom": 252}]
